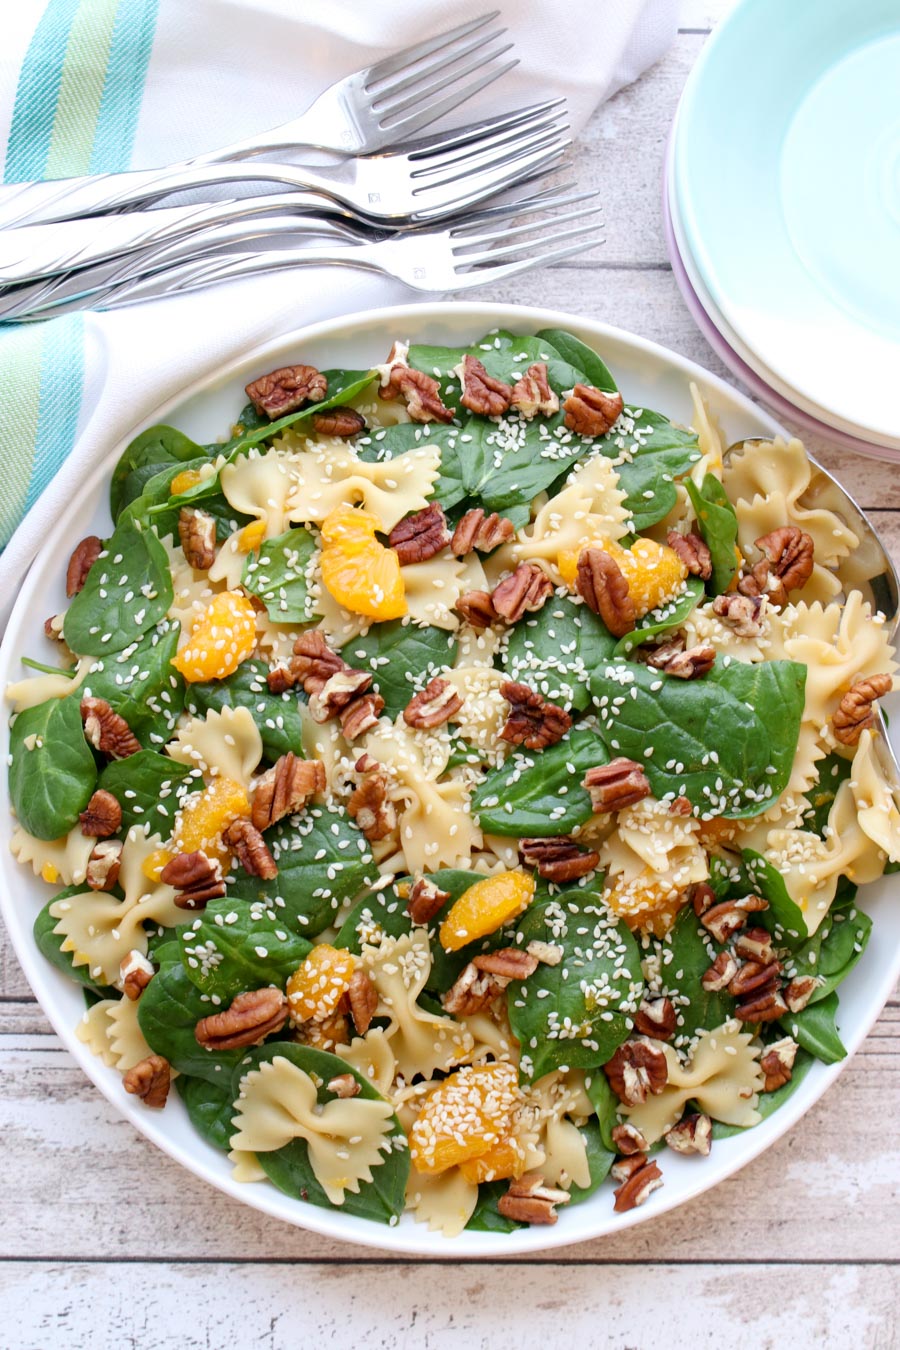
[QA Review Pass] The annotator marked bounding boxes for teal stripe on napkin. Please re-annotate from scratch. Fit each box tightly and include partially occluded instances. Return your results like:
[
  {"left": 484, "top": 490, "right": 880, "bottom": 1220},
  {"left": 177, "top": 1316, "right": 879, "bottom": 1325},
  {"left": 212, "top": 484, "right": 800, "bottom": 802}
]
[
  {"left": 90, "top": 0, "right": 160, "bottom": 173},
  {"left": 5, "top": 0, "right": 82, "bottom": 182},
  {"left": 23, "top": 313, "right": 85, "bottom": 514}
]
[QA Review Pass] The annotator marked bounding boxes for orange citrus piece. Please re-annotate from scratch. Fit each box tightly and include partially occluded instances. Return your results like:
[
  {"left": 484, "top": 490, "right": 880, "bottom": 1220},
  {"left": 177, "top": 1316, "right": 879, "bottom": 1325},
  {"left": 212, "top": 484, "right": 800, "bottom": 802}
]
[
  {"left": 603, "top": 867, "right": 687, "bottom": 938},
  {"left": 438, "top": 871, "right": 535, "bottom": 952},
  {"left": 409, "top": 1062, "right": 521, "bottom": 1176},
  {"left": 286, "top": 944, "right": 358, "bottom": 1022},
  {"left": 175, "top": 776, "right": 250, "bottom": 863},
  {"left": 170, "top": 468, "right": 204, "bottom": 496},
  {"left": 237, "top": 520, "right": 267, "bottom": 553},
  {"left": 458, "top": 1137, "right": 527, "bottom": 1184},
  {"left": 319, "top": 505, "right": 407, "bottom": 621},
  {"left": 558, "top": 536, "right": 688, "bottom": 618},
  {"left": 172, "top": 590, "right": 257, "bottom": 683}
]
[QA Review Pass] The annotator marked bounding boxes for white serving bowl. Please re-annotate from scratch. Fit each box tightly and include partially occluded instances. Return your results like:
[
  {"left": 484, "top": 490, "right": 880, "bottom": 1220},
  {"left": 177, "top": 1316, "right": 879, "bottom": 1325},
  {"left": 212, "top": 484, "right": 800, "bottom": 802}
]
[{"left": 2, "top": 300, "right": 898, "bottom": 1255}]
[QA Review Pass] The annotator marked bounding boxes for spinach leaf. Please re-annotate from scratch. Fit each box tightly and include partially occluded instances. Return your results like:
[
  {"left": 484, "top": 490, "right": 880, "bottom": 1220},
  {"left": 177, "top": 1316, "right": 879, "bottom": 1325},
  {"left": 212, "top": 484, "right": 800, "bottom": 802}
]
[
  {"left": 567, "top": 1119, "right": 616, "bottom": 1202},
  {"left": 227, "top": 806, "right": 376, "bottom": 936},
  {"left": 466, "top": 1181, "right": 523, "bottom": 1232},
  {"left": 179, "top": 896, "right": 312, "bottom": 1001},
  {"left": 99, "top": 751, "right": 200, "bottom": 833},
  {"left": 706, "top": 659, "right": 806, "bottom": 801},
  {"left": 590, "top": 411, "right": 702, "bottom": 530},
  {"left": 501, "top": 594, "right": 616, "bottom": 711},
  {"left": 784, "top": 903, "right": 872, "bottom": 1004},
  {"left": 712, "top": 1048, "right": 816, "bottom": 1137},
  {"left": 111, "top": 424, "right": 204, "bottom": 521},
  {"left": 471, "top": 728, "right": 608, "bottom": 837},
  {"left": 685, "top": 475, "right": 738, "bottom": 594},
  {"left": 235, "top": 1042, "right": 409, "bottom": 1224},
  {"left": 343, "top": 622, "right": 457, "bottom": 719},
  {"left": 185, "top": 660, "right": 303, "bottom": 763},
  {"left": 508, "top": 890, "right": 643, "bottom": 1081},
  {"left": 34, "top": 891, "right": 115, "bottom": 992},
  {"left": 613, "top": 578, "right": 705, "bottom": 657},
  {"left": 119, "top": 457, "right": 211, "bottom": 537},
  {"left": 79, "top": 620, "right": 184, "bottom": 748},
  {"left": 655, "top": 904, "right": 734, "bottom": 1038},
  {"left": 241, "top": 528, "right": 316, "bottom": 624},
  {"left": 138, "top": 942, "right": 246, "bottom": 1085},
  {"left": 742, "top": 850, "right": 809, "bottom": 945},
  {"left": 585, "top": 1068, "right": 621, "bottom": 1151},
  {"left": 781, "top": 990, "right": 846, "bottom": 1063},
  {"left": 803, "top": 752, "right": 853, "bottom": 837},
  {"left": 534, "top": 328, "right": 618, "bottom": 392},
  {"left": 63, "top": 516, "right": 174, "bottom": 657},
  {"left": 447, "top": 410, "right": 593, "bottom": 517},
  {"left": 9, "top": 695, "right": 97, "bottom": 839},
  {"left": 176, "top": 1075, "right": 235, "bottom": 1152}
]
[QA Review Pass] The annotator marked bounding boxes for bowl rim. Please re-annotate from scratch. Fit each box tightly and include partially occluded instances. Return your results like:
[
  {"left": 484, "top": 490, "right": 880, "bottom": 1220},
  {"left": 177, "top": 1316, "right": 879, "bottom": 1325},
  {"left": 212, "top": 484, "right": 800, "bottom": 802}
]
[{"left": 2, "top": 297, "right": 897, "bottom": 1256}]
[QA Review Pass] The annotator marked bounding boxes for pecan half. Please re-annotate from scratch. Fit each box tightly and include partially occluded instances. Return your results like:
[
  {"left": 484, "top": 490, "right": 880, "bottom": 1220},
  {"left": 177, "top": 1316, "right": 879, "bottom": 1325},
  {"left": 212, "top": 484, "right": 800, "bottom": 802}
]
[
  {"left": 339, "top": 692, "right": 384, "bottom": 740},
  {"left": 734, "top": 988, "right": 788, "bottom": 1023},
  {"left": 223, "top": 819, "right": 277, "bottom": 879},
  {"left": 473, "top": 947, "right": 539, "bottom": 980},
  {"left": 644, "top": 635, "right": 686, "bottom": 669},
  {"left": 733, "top": 926, "right": 775, "bottom": 964},
  {"left": 610, "top": 1153, "right": 648, "bottom": 1184},
  {"left": 654, "top": 644, "right": 715, "bottom": 680},
  {"left": 701, "top": 950, "right": 739, "bottom": 992},
  {"left": 510, "top": 362, "right": 559, "bottom": 419},
  {"left": 457, "top": 354, "right": 513, "bottom": 416},
  {"left": 583, "top": 758, "right": 651, "bottom": 812},
  {"left": 123, "top": 1053, "right": 171, "bottom": 1108},
  {"left": 178, "top": 508, "right": 217, "bottom": 571},
  {"left": 406, "top": 875, "right": 450, "bottom": 925},
  {"left": 291, "top": 630, "right": 346, "bottom": 693},
  {"left": 347, "top": 967, "right": 378, "bottom": 1036},
  {"left": 728, "top": 959, "right": 781, "bottom": 999},
  {"left": 347, "top": 756, "right": 397, "bottom": 843},
  {"left": 498, "top": 1174, "right": 571, "bottom": 1226},
  {"left": 380, "top": 346, "right": 453, "bottom": 423},
  {"left": 455, "top": 589, "right": 501, "bottom": 629},
  {"left": 499, "top": 680, "right": 572, "bottom": 750},
  {"left": 266, "top": 663, "right": 296, "bottom": 694},
  {"left": 519, "top": 835, "right": 599, "bottom": 883},
  {"left": 563, "top": 384, "right": 625, "bottom": 437},
  {"left": 783, "top": 975, "right": 819, "bottom": 1013},
  {"left": 612, "top": 1157, "right": 663, "bottom": 1213},
  {"left": 388, "top": 502, "right": 450, "bottom": 565},
  {"left": 491, "top": 562, "right": 554, "bottom": 623},
  {"left": 604, "top": 1038, "right": 668, "bottom": 1105},
  {"left": 760, "top": 1037, "right": 798, "bottom": 1092},
  {"left": 700, "top": 895, "right": 767, "bottom": 944},
  {"left": 711, "top": 593, "right": 767, "bottom": 638},
  {"left": 327, "top": 1072, "right": 361, "bottom": 1098},
  {"left": 86, "top": 840, "right": 123, "bottom": 891},
  {"left": 81, "top": 696, "right": 141, "bottom": 759},
  {"left": 120, "top": 949, "right": 155, "bottom": 1001},
  {"left": 832, "top": 674, "right": 893, "bottom": 745},
  {"left": 251, "top": 754, "right": 325, "bottom": 831},
  {"left": 160, "top": 850, "right": 226, "bottom": 909},
  {"left": 739, "top": 526, "right": 814, "bottom": 606},
  {"left": 442, "top": 962, "right": 505, "bottom": 1016},
  {"left": 667, "top": 530, "right": 712, "bottom": 581},
  {"left": 79, "top": 788, "right": 122, "bottom": 838},
  {"left": 309, "top": 668, "right": 373, "bottom": 723},
  {"left": 665, "top": 1112, "right": 712, "bottom": 1156},
  {"left": 403, "top": 677, "right": 463, "bottom": 729},
  {"left": 633, "top": 996, "right": 677, "bottom": 1040},
  {"left": 576, "top": 547, "right": 635, "bottom": 637},
  {"left": 66, "top": 535, "right": 103, "bottom": 597},
  {"left": 312, "top": 406, "right": 366, "bottom": 438},
  {"left": 450, "top": 507, "right": 515, "bottom": 556},
  {"left": 196, "top": 987, "right": 289, "bottom": 1050},
  {"left": 245, "top": 363, "right": 327, "bottom": 418},
  {"left": 611, "top": 1122, "right": 649, "bottom": 1156}
]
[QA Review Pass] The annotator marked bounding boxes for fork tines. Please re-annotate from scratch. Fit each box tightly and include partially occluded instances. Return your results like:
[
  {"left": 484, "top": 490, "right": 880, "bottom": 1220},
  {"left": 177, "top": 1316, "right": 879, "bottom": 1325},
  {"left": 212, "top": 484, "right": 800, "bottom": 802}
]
[{"left": 450, "top": 191, "right": 605, "bottom": 281}]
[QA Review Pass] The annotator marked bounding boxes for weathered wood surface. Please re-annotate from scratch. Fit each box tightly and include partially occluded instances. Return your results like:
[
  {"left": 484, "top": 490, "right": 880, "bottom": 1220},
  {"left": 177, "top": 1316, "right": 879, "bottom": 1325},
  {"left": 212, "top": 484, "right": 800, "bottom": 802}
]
[{"left": 2, "top": 4, "right": 899, "bottom": 1346}]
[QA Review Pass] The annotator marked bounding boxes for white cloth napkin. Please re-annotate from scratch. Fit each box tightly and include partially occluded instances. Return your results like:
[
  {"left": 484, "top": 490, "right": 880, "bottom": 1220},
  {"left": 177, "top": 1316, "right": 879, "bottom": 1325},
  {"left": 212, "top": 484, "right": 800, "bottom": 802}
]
[{"left": 0, "top": 0, "right": 677, "bottom": 630}]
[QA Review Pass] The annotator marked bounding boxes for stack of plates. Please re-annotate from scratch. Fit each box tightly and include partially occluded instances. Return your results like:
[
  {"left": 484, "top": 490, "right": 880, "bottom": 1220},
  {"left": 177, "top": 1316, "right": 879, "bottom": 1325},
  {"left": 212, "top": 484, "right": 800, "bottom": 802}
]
[{"left": 665, "top": 0, "right": 900, "bottom": 460}]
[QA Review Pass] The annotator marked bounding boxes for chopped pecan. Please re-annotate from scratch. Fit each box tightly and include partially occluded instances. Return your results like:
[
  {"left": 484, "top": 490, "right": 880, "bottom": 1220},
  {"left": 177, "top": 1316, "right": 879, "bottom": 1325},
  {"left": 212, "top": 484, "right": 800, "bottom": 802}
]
[
  {"left": 739, "top": 526, "right": 814, "bottom": 606},
  {"left": 86, "top": 840, "right": 123, "bottom": 891},
  {"left": 245, "top": 363, "right": 327, "bottom": 418},
  {"left": 44, "top": 613, "right": 66, "bottom": 643},
  {"left": 251, "top": 754, "right": 325, "bottom": 831},
  {"left": 160, "top": 850, "right": 226, "bottom": 909},
  {"left": 667, "top": 530, "right": 712, "bottom": 581},
  {"left": 442, "top": 961, "right": 505, "bottom": 1016},
  {"left": 644, "top": 635, "right": 686, "bottom": 669},
  {"left": 120, "top": 949, "right": 155, "bottom": 1001},
  {"left": 613, "top": 1157, "right": 663, "bottom": 1213},
  {"left": 339, "top": 691, "right": 384, "bottom": 740},
  {"left": 123, "top": 1053, "right": 171, "bottom": 1109},
  {"left": 654, "top": 644, "right": 715, "bottom": 680},
  {"left": 380, "top": 352, "right": 453, "bottom": 423},
  {"left": 403, "top": 677, "right": 463, "bottom": 729},
  {"left": 783, "top": 975, "right": 819, "bottom": 1013},
  {"left": 388, "top": 502, "right": 450, "bottom": 564},
  {"left": 473, "top": 947, "right": 539, "bottom": 980},
  {"left": 711, "top": 593, "right": 767, "bottom": 638},
  {"left": 309, "top": 668, "right": 373, "bottom": 723},
  {"left": 266, "top": 663, "right": 297, "bottom": 694},
  {"left": 291, "top": 631, "right": 346, "bottom": 694},
  {"left": 450, "top": 507, "right": 515, "bottom": 556},
  {"left": 406, "top": 875, "right": 450, "bottom": 925},
  {"left": 700, "top": 896, "right": 767, "bottom": 944},
  {"left": 312, "top": 406, "right": 366, "bottom": 438},
  {"left": 196, "top": 987, "right": 289, "bottom": 1050},
  {"left": 611, "top": 1122, "right": 649, "bottom": 1156},
  {"left": 510, "top": 361, "right": 559, "bottom": 419},
  {"left": 727, "top": 959, "right": 781, "bottom": 999},
  {"left": 669, "top": 795, "right": 693, "bottom": 816},
  {"left": 347, "top": 967, "right": 378, "bottom": 1036},
  {"left": 733, "top": 926, "right": 775, "bottom": 964},
  {"left": 665, "top": 1112, "right": 712, "bottom": 1156},
  {"left": 576, "top": 547, "right": 635, "bottom": 637},
  {"left": 66, "top": 535, "right": 103, "bottom": 597},
  {"left": 499, "top": 680, "right": 572, "bottom": 750},
  {"left": 178, "top": 508, "right": 217, "bottom": 571},
  {"left": 832, "top": 674, "right": 893, "bottom": 745},
  {"left": 633, "top": 996, "right": 677, "bottom": 1040},
  {"left": 347, "top": 756, "right": 397, "bottom": 843},
  {"left": 327, "top": 1072, "right": 361, "bottom": 1098},
  {"left": 604, "top": 1037, "right": 668, "bottom": 1106},
  {"left": 456, "top": 354, "right": 513, "bottom": 417},
  {"left": 691, "top": 880, "right": 716, "bottom": 917},
  {"left": 701, "top": 950, "right": 739, "bottom": 992},
  {"left": 223, "top": 818, "right": 278, "bottom": 879},
  {"left": 491, "top": 562, "right": 554, "bottom": 623},
  {"left": 519, "top": 835, "right": 600, "bottom": 883},
  {"left": 610, "top": 1153, "right": 648, "bottom": 1183},
  {"left": 734, "top": 987, "right": 788, "bottom": 1023},
  {"left": 80, "top": 696, "right": 141, "bottom": 759},
  {"left": 498, "top": 1174, "right": 571, "bottom": 1225},
  {"left": 760, "top": 1037, "right": 798, "bottom": 1092},
  {"left": 526, "top": 939, "right": 564, "bottom": 967},
  {"left": 583, "top": 758, "right": 651, "bottom": 812},
  {"left": 563, "top": 384, "right": 625, "bottom": 438},
  {"left": 79, "top": 788, "right": 122, "bottom": 838},
  {"left": 455, "top": 589, "right": 501, "bottom": 629}
]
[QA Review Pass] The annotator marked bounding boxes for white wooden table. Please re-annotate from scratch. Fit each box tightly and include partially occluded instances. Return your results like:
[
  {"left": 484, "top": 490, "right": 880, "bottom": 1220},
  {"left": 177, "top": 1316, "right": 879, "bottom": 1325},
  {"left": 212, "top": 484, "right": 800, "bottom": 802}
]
[{"left": 3, "top": 4, "right": 898, "bottom": 1345}]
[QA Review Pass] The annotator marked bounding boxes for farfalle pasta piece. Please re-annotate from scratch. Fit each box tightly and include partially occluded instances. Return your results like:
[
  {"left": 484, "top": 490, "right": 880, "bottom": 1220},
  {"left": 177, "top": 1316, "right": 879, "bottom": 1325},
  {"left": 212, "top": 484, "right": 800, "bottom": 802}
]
[
  {"left": 11, "top": 822, "right": 94, "bottom": 887},
  {"left": 220, "top": 447, "right": 294, "bottom": 536},
  {"left": 406, "top": 1167, "right": 479, "bottom": 1238},
  {"left": 167, "top": 705, "right": 263, "bottom": 787},
  {"left": 335, "top": 1028, "right": 398, "bottom": 1099},
  {"left": 401, "top": 555, "right": 467, "bottom": 631},
  {"left": 623, "top": 1021, "right": 764, "bottom": 1143},
  {"left": 77, "top": 994, "right": 154, "bottom": 1072},
  {"left": 162, "top": 534, "right": 223, "bottom": 638},
  {"left": 687, "top": 383, "right": 725, "bottom": 485},
  {"left": 282, "top": 434, "right": 440, "bottom": 531},
  {"left": 850, "top": 730, "right": 900, "bottom": 862},
  {"left": 442, "top": 666, "right": 508, "bottom": 754},
  {"left": 230, "top": 1055, "right": 395, "bottom": 1204},
  {"left": 5, "top": 660, "right": 91, "bottom": 713}
]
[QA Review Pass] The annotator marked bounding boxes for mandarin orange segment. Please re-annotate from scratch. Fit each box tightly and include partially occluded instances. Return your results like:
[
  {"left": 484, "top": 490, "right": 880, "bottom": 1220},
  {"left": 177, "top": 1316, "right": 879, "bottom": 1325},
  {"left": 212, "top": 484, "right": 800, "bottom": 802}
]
[
  {"left": 286, "top": 944, "right": 357, "bottom": 1022},
  {"left": 175, "top": 777, "right": 250, "bottom": 863},
  {"left": 171, "top": 590, "right": 257, "bottom": 682},
  {"left": 458, "top": 1137, "right": 527, "bottom": 1185},
  {"left": 438, "top": 871, "right": 535, "bottom": 953},
  {"left": 559, "top": 537, "right": 688, "bottom": 618},
  {"left": 602, "top": 867, "right": 687, "bottom": 938},
  {"left": 409, "top": 1062, "right": 521, "bottom": 1176},
  {"left": 319, "top": 505, "right": 407, "bottom": 621},
  {"left": 142, "top": 847, "right": 174, "bottom": 882},
  {"left": 237, "top": 519, "right": 267, "bottom": 553},
  {"left": 170, "top": 468, "right": 203, "bottom": 496}
]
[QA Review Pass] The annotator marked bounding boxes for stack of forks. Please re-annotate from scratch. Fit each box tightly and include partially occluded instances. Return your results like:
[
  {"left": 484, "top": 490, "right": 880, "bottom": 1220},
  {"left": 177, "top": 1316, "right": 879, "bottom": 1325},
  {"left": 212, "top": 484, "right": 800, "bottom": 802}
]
[{"left": 0, "top": 13, "right": 602, "bottom": 322}]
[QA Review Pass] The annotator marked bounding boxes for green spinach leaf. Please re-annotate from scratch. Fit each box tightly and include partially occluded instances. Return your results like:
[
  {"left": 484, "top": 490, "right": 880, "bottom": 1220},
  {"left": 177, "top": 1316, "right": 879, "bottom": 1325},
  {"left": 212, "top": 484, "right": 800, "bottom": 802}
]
[
  {"left": 784, "top": 903, "right": 872, "bottom": 1004},
  {"left": 9, "top": 695, "right": 97, "bottom": 839},
  {"left": 685, "top": 474, "right": 738, "bottom": 594},
  {"left": 567, "top": 1119, "right": 616, "bottom": 1202},
  {"left": 79, "top": 620, "right": 184, "bottom": 748},
  {"left": 781, "top": 990, "right": 846, "bottom": 1063},
  {"left": 111, "top": 424, "right": 204, "bottom": 521},
  {"left": 501, "top": 594, "right": 616, "bottom": 711},
  {"left": 241, "top": 528, "right": 316, "bottom": 624},
  {"left": 465, "top": 1181, "right": 523, "bottom": 1232},
  {"left": 585, "top": 1068, "right": 620, "bottom": 1151},
  {"left": 185, "top": 660, "right": 303, "bottom": 763},
  {"left": 99, "top": 751, "right": 200, "bottom": 833},
  {"left": 179, "top": 896, "right": 312, "bottom": 1001},
  {"left": 803, "top": 752, "right": 853, "bottom": 837},
  {"left": 138, "top": 942, "right": 246, "bottom": 1085},
  {"left": 613, "top": 578, "right": 705, "bottom": 657},
  {"left": 654, "top": 904, "right": 734, "bottom": 1038},
  {"left": 471, "top": 728, "right": 608, "bottom": 837},
  {"left": 63, "top": 516, "right": 174, "bottom": 657},
  {"left": 343, "top": 621, "right": 457, "bottom": 719},
  {"left": 176, "top": 1075, "right": 235, "bottom": 1152},
  {"left": 534, "top": 328, "right": 618, "bottom": 392},
  {"left": 596, "top": 410, "right": 702, "bottom": 530},
  {"left": 742, "top": 850, "right": 809, "bottom": 945}
]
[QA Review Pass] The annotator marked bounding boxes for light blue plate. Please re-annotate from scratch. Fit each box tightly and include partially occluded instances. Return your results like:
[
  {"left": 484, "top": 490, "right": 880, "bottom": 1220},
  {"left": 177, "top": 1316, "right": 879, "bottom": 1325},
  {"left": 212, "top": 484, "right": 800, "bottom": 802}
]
[{"left": 674, "top": 0, "right": 900, "bottom": 444}]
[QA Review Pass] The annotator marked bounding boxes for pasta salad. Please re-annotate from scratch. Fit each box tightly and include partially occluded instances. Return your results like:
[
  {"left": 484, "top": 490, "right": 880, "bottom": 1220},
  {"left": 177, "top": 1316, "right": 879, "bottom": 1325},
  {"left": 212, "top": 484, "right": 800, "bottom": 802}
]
[{"left": 7, "top": 327, "right": 899, "bottom": 1236}]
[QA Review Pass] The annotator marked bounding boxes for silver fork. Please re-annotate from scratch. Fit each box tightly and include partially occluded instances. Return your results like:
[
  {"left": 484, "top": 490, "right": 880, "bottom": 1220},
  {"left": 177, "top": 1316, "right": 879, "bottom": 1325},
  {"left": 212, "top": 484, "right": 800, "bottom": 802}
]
[
  {"left": 0, "top": 12, "right": 516, "bottom": 230},
  {"left": 4, "top": 192, "right": 604, "bottom": 319}
]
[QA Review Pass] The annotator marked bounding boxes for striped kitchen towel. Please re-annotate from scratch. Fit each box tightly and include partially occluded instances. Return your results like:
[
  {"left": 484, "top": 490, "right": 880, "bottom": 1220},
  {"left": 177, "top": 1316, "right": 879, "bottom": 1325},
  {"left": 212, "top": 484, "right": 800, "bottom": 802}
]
[{"left": 0, "top": 0, "right": 678, "bottom": 630}]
